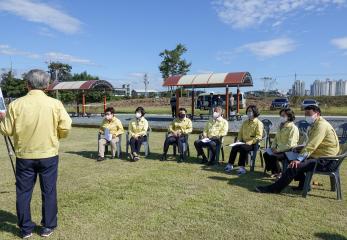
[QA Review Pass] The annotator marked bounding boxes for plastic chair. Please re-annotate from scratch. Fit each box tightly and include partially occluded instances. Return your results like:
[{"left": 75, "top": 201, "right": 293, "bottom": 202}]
[
  {"left": 302, "top": 147, "right": 347, "bottom": 200},
  {"left": 97, "top": 133, "right": 122, "bottom": 159},
  {"left": 336, "top": 123, "right": 347, "bottom": 144},
  {"left": 165, "top": 133, "right": 190, "bottom": 160},
  {"left": 295, "top": 120, "right": 310, "bottom": 145},
  {"left": 125, "top": 127, "right": 151, "bottom": 157},
  {"left": 206, "top": 136, "right": 225, "bottom": 162}
]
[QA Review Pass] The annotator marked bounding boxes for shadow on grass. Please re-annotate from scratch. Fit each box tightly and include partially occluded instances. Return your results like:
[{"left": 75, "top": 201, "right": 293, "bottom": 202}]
[
  {"left": 66, "top": 151, "right": 98, "bottom": 160},
  {"left": 0, "top": 210, "right": 20, "bottom": 237},
  {"left": 314, "top": 232, "right": 347, "bottom": 240}
]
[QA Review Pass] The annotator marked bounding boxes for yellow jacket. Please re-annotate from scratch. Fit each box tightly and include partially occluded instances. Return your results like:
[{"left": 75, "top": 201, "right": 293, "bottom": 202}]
[
  {"left": 203, "top": 117, "right": 228, "bottom": 138},
  {"left": 238, "top": 118, "right": 263, "bottom": 145},
  {"left": 0, "top": 90, "right": 72, "bottom": 159},
  {"left": 99, "top": 117, "right": 124, "bottom": 137},
  {"left": 271, "top": 122, "right": 299, "bottom": 152},
  {"left": 300, "top": 117, "right": 339, "bottom": 158},
  {"left": 168, "top": 117, "right": 193, "bottom": 135},
  {"left": 128, "top": 117, "right": 149, "bottom": 137}
]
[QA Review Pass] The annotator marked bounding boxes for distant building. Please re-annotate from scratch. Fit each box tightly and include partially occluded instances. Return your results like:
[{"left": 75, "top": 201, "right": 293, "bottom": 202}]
[
  {"left": 114, "top": 84, "right": 131, "bottom": 97},
  {"left": 132, "top": 89, "right": 159, "bottom": 97},
  {"left": 291, "top": 80, "right": 305, "bottom": 96},
  {"left": 310, "top": 79, "right": 347, "bottom": 96}
]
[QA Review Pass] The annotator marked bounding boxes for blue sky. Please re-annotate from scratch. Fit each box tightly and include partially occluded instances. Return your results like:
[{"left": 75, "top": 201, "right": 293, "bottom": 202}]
[{"left": 1, "top": 0, "right": 347, "bottom": 92}]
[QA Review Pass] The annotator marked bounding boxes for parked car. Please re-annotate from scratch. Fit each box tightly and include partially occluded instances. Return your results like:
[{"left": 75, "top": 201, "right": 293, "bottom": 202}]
[
  {"left": 270, "top": 98, "right": 289, "bottom": 110},
  {"left": 301, "top": 99, "right": 319, "bottom": 110}
]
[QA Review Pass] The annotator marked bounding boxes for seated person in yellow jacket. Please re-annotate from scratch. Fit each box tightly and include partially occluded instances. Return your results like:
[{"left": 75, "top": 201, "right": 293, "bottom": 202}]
[
  {"left": 264, "top": 108, "right": 299, "bottom": 177},
  {"left": 225, "top": 105, "right": 263, "bottom": 175},
  {"left": 98, "top": 107, "right": 124, "bottom": 161},
  {"left": 128, "top": 106, "right": 149, "bottom": 161},
  {"left": 194, "top": 107, "right": 228, "bottom": 166},
  {"left": 160, "top": 108, "right": 192, "bottom": 162},
  {"left": 256, "top": 105, "right": 340, "bottom": 193}
]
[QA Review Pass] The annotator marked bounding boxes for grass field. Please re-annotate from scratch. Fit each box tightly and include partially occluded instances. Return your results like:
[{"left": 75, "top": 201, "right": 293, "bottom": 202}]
[{"left": 0, "top": 128, "right": 346, "bottom": 240}]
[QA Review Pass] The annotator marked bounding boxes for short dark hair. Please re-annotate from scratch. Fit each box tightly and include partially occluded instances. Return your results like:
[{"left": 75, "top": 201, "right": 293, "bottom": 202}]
[
  {"left": 135, "top": 106, "right": 145, "bottom": 116},
  {"left": 178, "top": 107, "right": 187, "bottom": 113},
  {"left": 246, "top": 105, "right": 260, "bottom": 117},
  {"left": 304, "top": 105, "right": 321, "bottom": 114},
  {"left": 105, "top": 107, "right": 115, "bottom": 114},
  {"left": 279, "top": 108, "right": 295, "bottom": 122}
]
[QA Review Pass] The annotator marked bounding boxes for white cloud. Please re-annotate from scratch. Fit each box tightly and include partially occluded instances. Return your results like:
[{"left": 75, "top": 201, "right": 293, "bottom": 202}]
[
  {"left": 240, "top": 38, "right": 297, "bottom": 58},
  {"left": 0, "top": 0, "right": 81, "bottom": 34},
  {"left": 45, "top": 52, "right": 94, "bottom": 65},
  {"left": 331, "top": 36, "right": 347, "bottom": 55},
  {"left": 0, "top": 44, "right": 40, "bottom": 58},
  {"left": 213, "top": 0, "right": 346, "bottom": 29}
]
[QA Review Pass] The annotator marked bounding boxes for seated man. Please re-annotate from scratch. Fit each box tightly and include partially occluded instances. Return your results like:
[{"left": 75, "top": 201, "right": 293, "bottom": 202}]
[
  {"left": 128, "top": 106, "right": 149, "bottom": 161},
  {"left": 225, "top": 105, "right": 263, "bottom": 175},
  {"left": 194, "top": 107, "right": 228, "bottom": 165},
  {"left": 98, "top": 107, "right": 124, "bottom": 161},
  {"left": 256, "top": 105, "right": 340, "bottom": 193},
  {"left": 160, "top": 108, "right": 193, "bottom": 162}
]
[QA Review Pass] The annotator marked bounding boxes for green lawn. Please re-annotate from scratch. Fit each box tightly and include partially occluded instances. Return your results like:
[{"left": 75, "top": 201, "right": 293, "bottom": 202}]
[{"left": 0, "top": 128, "right": 346, "bottom": 240}]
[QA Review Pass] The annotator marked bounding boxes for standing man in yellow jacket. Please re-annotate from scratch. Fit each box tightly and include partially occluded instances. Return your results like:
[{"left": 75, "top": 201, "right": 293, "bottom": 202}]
[
  {"left": 256, "top": 105, "right": 340, "bottom": 193},
  {"left": 0, "top": 69, "right": 72, "bottom": 238},
  {"left": 98, "top": 107, "right": 124, "bottom": 161},
  {"left": 194, "top": 107, "right": 228, "bottom": 165},
  {"left": 160, "top": 108, "right": 192, "bottom": 162}
]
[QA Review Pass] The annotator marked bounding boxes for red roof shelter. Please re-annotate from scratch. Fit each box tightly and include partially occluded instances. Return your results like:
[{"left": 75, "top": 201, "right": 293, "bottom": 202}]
[{"left": 162, "top": 72, "right": 253, "bottom": 119}]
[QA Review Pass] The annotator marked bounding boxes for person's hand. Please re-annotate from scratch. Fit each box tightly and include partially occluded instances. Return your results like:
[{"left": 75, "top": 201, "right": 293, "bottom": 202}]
[
  {"left": 246, "top": 140, "right": 253, "bottom": 145},
  {"left": 272, "top": 148, "right": 278, "bottom": 154},
  {"left": 134, "top": 135, "right": 139, "bottom": 140},
  {"left": 0, "top": 112, "right": 6, "bottom": 120},
  {"left": 202, "top": 133, "right": 207, "bottom": 138},
  {"left": 289, "top": 160, "right": 300, "bottom": 169}
]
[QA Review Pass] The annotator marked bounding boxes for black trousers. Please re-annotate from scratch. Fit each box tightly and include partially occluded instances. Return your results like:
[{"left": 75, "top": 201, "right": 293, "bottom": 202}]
[
  {"left": 163, "top": 135, "right": 186, "bottom": 155},
  {"left": 194, "top": 138, "right": 221, "bottom": 162},
  {"left": 171, "top": 105, "right": 176, "bottom": 118},
  {"left": 129, "top": 136, "right": 147, "bottom": 154},
  {"left": 263, "top": 152, "right": 285, "bottom": 174},
  {"left": 228, "top": 144, "right": 254, "bottom": 167},
  {"left": 268, "top": 159, "right": 339, "bottom": 192},
  {"left": 16, "top": 156, "right": 59, "bottom": 235}
]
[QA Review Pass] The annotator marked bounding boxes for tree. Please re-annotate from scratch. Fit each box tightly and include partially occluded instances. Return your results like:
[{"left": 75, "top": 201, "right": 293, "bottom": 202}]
[
  {"left": 47, "top": 62, "right": 72, "bottom": 82},
  {"left": 0, "top": 70, "right": 27, "bottom": 98},
  {"left": 159, "top": 43, "right": 191, "bottom": 80},
  {"left": 72, "top": 71, "right": 99, "bottom": 81}
]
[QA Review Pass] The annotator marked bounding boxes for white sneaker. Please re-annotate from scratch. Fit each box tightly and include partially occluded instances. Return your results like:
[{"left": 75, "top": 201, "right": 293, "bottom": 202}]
[
  {"left": 237, "top": 167, "right": 246, "bottom": 175},
  {"left": 224, "top": 164, "right": 233, "bottom": 172}
]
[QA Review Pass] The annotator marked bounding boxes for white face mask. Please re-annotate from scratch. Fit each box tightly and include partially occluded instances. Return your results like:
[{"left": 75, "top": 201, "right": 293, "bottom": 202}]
[
  {"left": 213, "top": 112, "right": 220, "bottom": 119},
  {"left": 280, "top": 116, "right": 288, "bottom": 123},
  {"left": 305, "top": 113, "right": 317, "bottom": 124},
  {"left": 247, "top": 111, "right": 254, "bottom": 119},
  {"left": 105, "top": 114, "right": 113, "bottom": 121},
  {"left": 135, "top": 112, "right": 142, "bottom": 119}
]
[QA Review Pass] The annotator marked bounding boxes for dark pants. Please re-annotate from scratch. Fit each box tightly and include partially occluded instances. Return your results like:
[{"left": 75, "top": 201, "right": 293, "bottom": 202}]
[
  {"left": 16, "top": 156, "right": 59, "bottom": 235},
  {"left": 194, "top": 138, "right": 221, "bottom": 163},
  {"left": 171, "top": 105, "right": 176, "bottom": 118},
  {"left": 163, "top": 135, "right": 186, "bottom": 155},
  {"left": 268, "top": 159, "right": 339, "bottom": 192},
  {"left": 129, "top": 136, "right": 147, "bottom": 154},
  {"left": 228, "top": 144, "right": 254, "bottom": 167},
  {"left": 263, "top": 152, "right": 285, "bottom": 174}
]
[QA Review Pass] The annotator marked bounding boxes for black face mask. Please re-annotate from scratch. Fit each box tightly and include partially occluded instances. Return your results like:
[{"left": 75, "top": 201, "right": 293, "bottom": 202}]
[{"left": 179, "top": 114, "right": 186, "bottom": 119}]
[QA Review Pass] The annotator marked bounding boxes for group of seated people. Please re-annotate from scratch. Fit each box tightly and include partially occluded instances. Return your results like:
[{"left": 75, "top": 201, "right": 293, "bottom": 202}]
[{"left": 97, "top": 104, "right": 341, "bottom": 194}]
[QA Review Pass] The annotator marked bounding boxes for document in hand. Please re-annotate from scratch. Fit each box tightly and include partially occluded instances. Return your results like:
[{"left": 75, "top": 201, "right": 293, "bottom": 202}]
[
  {"left": 0, "top": 87, "right": 6, "bottom": 112},
  {"left": 285, "top": 151, "right": 300, "bottom": 161},
  {"left": 104, "top": 128, "right": 113, "bottom": 141},
  {"left": 265, "top": 148, "right": 273, "bottom": 155},
  {"left": 227, "top": 142, "right": 245, "bottom": 147},
  {"left": 201, "top": 138, "right": 211, "bottom": 143}
]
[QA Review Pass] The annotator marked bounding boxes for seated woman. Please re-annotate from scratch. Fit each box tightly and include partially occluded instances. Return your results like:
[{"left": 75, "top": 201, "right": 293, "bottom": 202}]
[
  {"left": 128, "top": 107, "right": 149, "bottom": 161},
  {"left": 98, "top": 107, "right": 124, "bottom": 161},
  {"left": 225, "top": 105, "right": 263, "bottom": 175},
  {"left": 160, "top": 108, "right": 192, "bottom": 162},
  {"left": 264, "top": 108, "right": 299, "bottom": 177}
]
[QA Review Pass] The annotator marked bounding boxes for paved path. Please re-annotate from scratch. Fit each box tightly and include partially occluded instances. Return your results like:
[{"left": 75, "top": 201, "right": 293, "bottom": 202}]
[{"left": 72, "top": 113, "right": 347, "bottom": 133}]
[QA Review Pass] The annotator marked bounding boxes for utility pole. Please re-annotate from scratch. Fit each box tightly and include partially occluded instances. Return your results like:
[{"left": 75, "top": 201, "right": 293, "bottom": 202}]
[
  {"left": 261, "top": 77, "right": 272, "bottom": 98},
  {"left": 144, "top": 73, "right": 149, "bottom": 98}
]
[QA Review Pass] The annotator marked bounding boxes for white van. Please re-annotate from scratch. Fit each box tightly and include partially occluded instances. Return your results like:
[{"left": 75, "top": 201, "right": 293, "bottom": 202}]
[{"left": 196, "top": 92, "right": 246, "bottom": 110}]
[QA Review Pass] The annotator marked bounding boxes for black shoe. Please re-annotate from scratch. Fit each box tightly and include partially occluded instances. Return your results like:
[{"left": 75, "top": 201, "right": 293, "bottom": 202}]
[
  {"left": 40, "top": 227, "right": 54, "bottom": 237},
  {"left": 21, "top": 232, "right": 32, "bottom": 239},
  {"left": 201, "top": 157, "right": 208, "bottom": 164},
  {"left": 160, "top": 154, "right": 166, "bottom": 161},
  {"left": 255, "top": 186, "right": 275, "bottom": 194},
  {"left": 97, "top": 156, "right": 105, "bottom": 162}
]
